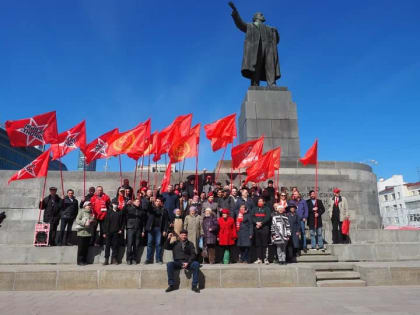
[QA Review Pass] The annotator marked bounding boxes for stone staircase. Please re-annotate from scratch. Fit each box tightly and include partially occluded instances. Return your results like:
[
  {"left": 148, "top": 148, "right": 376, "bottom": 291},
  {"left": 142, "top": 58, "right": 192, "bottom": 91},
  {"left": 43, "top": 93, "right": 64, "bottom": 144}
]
[{"left": 314, "top": 263, "right": 366, "bottom": 287}]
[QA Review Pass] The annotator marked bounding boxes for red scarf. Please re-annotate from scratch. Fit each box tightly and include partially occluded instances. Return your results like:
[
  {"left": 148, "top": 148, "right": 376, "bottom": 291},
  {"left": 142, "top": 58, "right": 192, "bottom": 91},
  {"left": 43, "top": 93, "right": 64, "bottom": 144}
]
[
  {"left": 118, "top": 195, "right": 125, "bottom": 210},
  {"left": 236, "top": 209, "right": 245, "bottom": 231}
]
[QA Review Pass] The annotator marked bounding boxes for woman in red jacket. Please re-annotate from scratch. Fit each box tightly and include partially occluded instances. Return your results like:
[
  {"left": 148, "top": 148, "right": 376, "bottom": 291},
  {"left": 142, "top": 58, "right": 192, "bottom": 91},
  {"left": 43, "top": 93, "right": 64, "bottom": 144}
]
[{"left": 218, "top": 209, "right": 237, "bottom": 264}]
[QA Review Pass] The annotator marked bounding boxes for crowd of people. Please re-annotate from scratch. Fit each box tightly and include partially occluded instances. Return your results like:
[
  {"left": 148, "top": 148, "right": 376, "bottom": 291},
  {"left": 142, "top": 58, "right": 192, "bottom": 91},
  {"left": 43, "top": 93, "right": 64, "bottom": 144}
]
[{"left": 39, "top": 176, "right": 350, "bottom": 270}]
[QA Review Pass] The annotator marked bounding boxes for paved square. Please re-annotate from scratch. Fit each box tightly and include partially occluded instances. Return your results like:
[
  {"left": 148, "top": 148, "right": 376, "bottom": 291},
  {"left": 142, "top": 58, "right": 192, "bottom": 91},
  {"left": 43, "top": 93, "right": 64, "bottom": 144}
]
[{"left": 1, "top": 286, "right": 420, "bottom": 315}]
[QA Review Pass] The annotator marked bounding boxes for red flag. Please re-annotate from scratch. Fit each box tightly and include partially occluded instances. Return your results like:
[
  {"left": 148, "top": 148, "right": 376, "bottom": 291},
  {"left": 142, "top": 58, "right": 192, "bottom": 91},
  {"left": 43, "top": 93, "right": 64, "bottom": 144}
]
[
  {"left": 169, "top": 124, "right": 200, "bottom": 163},
  {"left": 83, "top": 128, "right": 119, "bottom": 164},
  {"left": 160, "top": 162, "right": 172, "bottom": 193},
  {"left": 51, "top": 120, "right": 86, "bottom": 160},
  {"left": 8, "top": 149, "right": 51, "bottom": 184},
  {"left": 146, "top": 131, "right": 159, "bottom": 157},
  {"left": 299, "top": 139, "right": 318, "bottom": 166},
  {"left": 107, "top": 119, "right": 151, "bottom": 157},
  {"left": 245, "top": 147, "right": 281, "bottom": 184},
  {"left": 5, "top": 111, "right": 58, "bottom": 147},
  {"left": 231, "top": 136, "right": 264, "bottom": 169},
  {"left": 204, "top": 113, "right": 237, "bottom": 151},
  {"left": 154, "top": 114, "right": 192, "bottom": 161}
]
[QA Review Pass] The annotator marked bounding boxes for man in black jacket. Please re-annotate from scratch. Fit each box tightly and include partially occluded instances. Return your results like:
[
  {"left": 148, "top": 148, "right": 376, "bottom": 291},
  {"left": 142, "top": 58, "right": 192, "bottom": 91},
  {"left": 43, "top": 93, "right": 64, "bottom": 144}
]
[
  {"left": 58, "top": 189, "right": 78, "bottom": 246},
  {"left": 165, "top": 229, "right": 200, "bottom": 293},
  {"left": 39, "top": 187, "right": 62, "bottom": 246},
  {"left": 145, "top": 197, "right": 168, "bottom": 264},
  {"left": 124, "top": 198, "right": 146, "bottom": 264},
  {"left": 306, "top": 190, "right": 326, "bottom": 250},
  {"left": 79, "top": 187, "right": 95, "bottom": 209},
  {"left": 103, "top": 200, "right": 124, "bottom": 265}
]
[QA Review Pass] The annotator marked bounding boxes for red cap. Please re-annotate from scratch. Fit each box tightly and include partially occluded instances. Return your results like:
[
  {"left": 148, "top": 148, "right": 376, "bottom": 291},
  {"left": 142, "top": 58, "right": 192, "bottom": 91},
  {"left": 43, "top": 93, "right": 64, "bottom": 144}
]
[
  {"left": 208, "top": 192, "right": 214, "bottom": 197},
  {"left": 221, "top": 209, "right": 230, "bottom": 215},
  {"left": 333, "top": 188, "right": 341, "bottom": 194}
]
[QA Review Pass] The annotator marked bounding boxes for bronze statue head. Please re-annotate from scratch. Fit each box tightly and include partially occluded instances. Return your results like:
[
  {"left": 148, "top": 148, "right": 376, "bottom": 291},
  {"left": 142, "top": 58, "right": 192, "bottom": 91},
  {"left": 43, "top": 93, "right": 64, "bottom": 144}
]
[{"left": 252, "top": 12, "right": 266, "bottom": 23}]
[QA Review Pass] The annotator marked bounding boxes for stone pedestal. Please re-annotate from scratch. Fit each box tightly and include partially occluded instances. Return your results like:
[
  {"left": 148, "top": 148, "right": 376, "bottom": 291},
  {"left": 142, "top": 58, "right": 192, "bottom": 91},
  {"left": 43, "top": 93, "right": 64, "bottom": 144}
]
[{"left": 238, "top": 86, "right": 300, "bottom": 160}]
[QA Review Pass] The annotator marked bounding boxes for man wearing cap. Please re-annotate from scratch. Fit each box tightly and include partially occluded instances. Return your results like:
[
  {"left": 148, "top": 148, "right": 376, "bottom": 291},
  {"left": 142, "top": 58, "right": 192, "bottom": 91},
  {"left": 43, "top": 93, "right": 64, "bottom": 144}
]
[
  {"left": 328, "top": 188, "right": 349, "bottom": 244},
  {"left": 39, "top": 187, "right": 63, "bottom": 246},
  {"left": 165, "top": 229, "right": 200, "bottom": 293}
]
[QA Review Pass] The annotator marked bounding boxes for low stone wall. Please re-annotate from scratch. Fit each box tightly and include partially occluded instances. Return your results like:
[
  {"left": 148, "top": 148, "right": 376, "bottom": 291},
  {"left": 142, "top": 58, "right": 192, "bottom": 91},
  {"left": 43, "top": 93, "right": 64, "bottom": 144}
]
[
  {"left": 329, "top": 243, "right": 420, "bottom": 262},
  {"left": 356, "top": 262, "right": 420, "bottom": 286},
  {"left": 0, "top": 264, "right": 316, "bottom": 291}
]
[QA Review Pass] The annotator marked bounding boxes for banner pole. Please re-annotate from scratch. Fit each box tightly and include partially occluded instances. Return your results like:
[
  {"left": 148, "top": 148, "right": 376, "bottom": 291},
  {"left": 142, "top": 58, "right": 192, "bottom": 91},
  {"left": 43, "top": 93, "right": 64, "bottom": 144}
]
[
  {"left": 133, "top": 160, "right": 138, "bottom": 200},
  {"left": 215, "top": 145, "right": 227, "bottom": 184},
  {"left": 58, "top": 156, "right": 65, "bottom": 198},
  {"left": 119, "top": 155, "right": 123, "bottom": 187},
  {"left": 139, "top": 155, "right": 144, "bottom": 190},
  {"left": 83, "top": 160, "right": 86, "bottom": 197},
  {"left": 195, "top": 142, "right": 199, "bottom": 192},
  {"left": 147, "top": 154, "right": 151, "bottom": 186},
  {"left": 38, "top": 172, "right": 49, "bottom": 223}
]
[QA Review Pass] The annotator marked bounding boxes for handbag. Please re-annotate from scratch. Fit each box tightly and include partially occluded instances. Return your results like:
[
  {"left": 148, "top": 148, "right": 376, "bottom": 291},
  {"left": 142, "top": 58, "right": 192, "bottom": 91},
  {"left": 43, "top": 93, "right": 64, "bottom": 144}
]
[
  {"left": 198, "top": 236, "right": 204, "bottom": 249},
  {"left": 342, "top": 219, "right": 350, "bottom": 235}
]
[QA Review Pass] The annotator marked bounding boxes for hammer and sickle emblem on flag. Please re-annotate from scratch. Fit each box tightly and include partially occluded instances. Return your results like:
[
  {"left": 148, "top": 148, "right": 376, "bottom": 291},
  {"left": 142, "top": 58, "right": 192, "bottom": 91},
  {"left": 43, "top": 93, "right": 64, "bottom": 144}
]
[
  {"left": 113, "top": 133, "right": 135, "bottom": 152},
  {"left": 173, "top": 142, "right": 190, "bottom": 161}
]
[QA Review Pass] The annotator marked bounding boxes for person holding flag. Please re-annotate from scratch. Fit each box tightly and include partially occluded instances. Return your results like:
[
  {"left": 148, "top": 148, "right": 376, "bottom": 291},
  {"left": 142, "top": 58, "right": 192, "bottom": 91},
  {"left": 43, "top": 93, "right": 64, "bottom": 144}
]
[{"left": 306, "top": 190, "right": 326, "bottom": 250}]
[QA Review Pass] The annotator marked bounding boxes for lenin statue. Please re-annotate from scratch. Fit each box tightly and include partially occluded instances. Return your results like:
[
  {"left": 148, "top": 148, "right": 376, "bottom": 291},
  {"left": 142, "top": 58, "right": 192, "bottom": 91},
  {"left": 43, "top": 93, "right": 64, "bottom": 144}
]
[{"left": 228, "top": 2, "right": 281, "bottom": 87}]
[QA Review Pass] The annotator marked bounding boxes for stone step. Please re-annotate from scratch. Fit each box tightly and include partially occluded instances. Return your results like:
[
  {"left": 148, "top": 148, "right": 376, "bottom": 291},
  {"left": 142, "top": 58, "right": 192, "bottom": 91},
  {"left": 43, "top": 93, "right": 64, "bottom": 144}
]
[
  {"left": 297, "top": 255, "right": 338, "bottom": 263},
  {"left": 316, "top": 279, "right": 367, "bottom": 287},
  {"left": 316, "top": 271, "right": 361, "bottom": 280},
  {"left": 301, "top": 249, "right": 332, "bottom": 255},
  {"left": 312, "top": 263, "right": 355, "bottom": 271}
]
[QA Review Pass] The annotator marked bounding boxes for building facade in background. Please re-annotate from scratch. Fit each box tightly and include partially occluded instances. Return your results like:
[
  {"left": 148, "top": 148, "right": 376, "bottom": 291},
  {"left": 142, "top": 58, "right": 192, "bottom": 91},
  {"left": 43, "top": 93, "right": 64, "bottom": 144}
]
[
  {"left": 0, "top": 128, "right": 67, "bottom": 171},
  {"left": 77, "top": 150, "right": 96, "bottom": 171},
  {"left": 378, "top": 175, "right": 420, "bottom": 227}
]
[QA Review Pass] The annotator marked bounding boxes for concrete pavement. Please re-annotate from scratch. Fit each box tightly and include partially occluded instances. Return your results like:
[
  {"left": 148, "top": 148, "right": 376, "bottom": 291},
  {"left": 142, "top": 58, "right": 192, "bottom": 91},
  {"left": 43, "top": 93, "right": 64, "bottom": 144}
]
[{"left": 1, "top": 286, "right": 420, "bottom": 315}]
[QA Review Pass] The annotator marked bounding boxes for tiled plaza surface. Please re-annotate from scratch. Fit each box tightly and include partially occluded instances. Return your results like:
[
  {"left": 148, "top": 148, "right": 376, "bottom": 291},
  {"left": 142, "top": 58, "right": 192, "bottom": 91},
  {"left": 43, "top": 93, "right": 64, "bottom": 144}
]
[{"left": 1, "top": 286, "right": 420, "bottom": 315}]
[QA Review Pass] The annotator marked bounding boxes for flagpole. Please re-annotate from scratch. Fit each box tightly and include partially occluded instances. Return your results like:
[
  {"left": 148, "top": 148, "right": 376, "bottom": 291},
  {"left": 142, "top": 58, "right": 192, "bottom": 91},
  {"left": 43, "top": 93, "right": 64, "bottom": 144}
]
[
  {"left": 147, "top": 154, "right": 151, "bottom": 186},
  {"left": 133, "top": 160, "right": 138, "bottom": 200},
  {"left": 118, "top": 155, "right": 123, "bottom": 187},
  {"left": 181, "top": 159, "right": 186, "bottom": 183},
  {"left": 154, "top": 160, "right": 158, "bottom": 197},
  {"left": 230, "top": 142, "right": 233, "bottom": 190},
  {"left": 215, "top": 145, "right": 227, "bottom": 184},
  {"left": 38, "top": 172, "right": 49, "bottom": 223},
  {"left": 195, "top": 142, "right": 199, "bottom": 193},
  {"left": 58, "top": 156, "right": 65, "bottom": 198},
  {"left": 140, "top": 155, "right": 144, "bottom": 189},
  {"left": 178, "top": 161, "right": 181, "bottom": 183},
  {"left": 83, "top": 160, "right": 86, "bottom": 198}
]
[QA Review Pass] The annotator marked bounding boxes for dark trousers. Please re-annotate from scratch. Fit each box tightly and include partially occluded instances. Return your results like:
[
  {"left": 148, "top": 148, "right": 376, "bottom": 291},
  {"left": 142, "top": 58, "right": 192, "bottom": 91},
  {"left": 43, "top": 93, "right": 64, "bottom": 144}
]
[
  {"left": 238, "top": 246, "right": 250, "bottom": 263},
  {"left": 255, "top": 226, "right": 269, "bottom": 260},
  {"left": 48, "top": 220, "right": 59, "bottom": 246},
  {"left": 58, "top": 218, "right": 74, "bottom": 245},
  {"left": 104, "top": 232, "right": 120, "bottom": 259},
  {"left": 167, "top": 261, "right": 200, "bottom": 287},
  {"left": 331, "top": 219, "right": 343, "bottom": 244},
  {"left": 77, "top": 236, "right": 90, "bottom": 264},
  {"left": 126, "top": 229, "right": 141, "bottom": 262},
  {"left": 90, "top": 220, "right": 105, "bottom": 245}
]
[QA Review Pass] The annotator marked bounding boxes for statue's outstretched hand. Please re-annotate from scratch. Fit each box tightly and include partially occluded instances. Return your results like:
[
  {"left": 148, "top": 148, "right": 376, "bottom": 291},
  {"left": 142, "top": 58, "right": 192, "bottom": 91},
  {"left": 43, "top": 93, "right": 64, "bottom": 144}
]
[{"left": 228, "top": 2, "right": 237, "bottom": 12}]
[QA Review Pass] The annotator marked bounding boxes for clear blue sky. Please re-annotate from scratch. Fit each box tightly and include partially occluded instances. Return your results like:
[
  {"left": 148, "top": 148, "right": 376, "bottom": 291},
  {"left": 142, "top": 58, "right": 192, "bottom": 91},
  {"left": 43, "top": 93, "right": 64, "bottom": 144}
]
[{"left": 1, "top": 0, "right": 419, "bottom": 182}]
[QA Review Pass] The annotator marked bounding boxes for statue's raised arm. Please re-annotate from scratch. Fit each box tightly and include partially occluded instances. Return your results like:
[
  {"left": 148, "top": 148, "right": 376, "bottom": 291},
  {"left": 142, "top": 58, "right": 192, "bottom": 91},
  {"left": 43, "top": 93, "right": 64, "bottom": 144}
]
[{"left": 228, "top": 2, "right": 247, "bottom": 33}]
